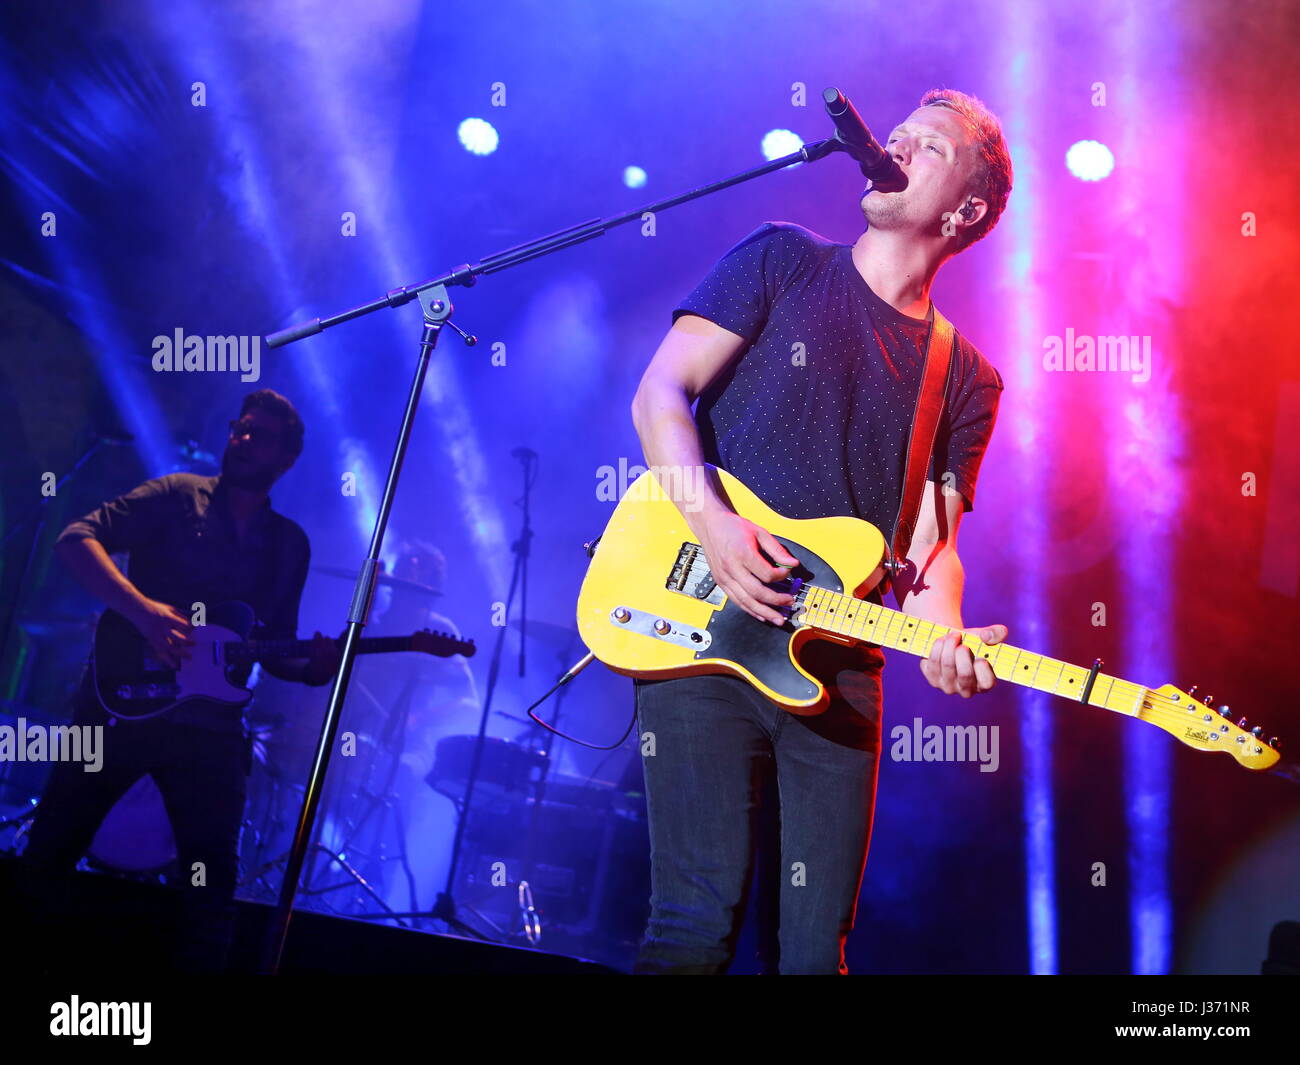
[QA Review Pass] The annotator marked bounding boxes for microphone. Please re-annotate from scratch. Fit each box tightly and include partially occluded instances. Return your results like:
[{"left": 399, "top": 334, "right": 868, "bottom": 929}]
[
  {"left": 822, "top": 88, "right": 907, "bottom": 193},
  {"left": 511, "top": 446, "right": 538, "bottom": 462}
]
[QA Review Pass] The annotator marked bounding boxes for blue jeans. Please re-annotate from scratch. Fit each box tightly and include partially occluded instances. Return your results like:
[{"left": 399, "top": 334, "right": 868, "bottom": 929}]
[{"left": 632, "top": 638, "right": 885, "bottom": 974}]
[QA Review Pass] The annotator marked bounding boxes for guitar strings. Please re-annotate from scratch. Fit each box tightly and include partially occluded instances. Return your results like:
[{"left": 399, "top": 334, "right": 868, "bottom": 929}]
[{"left": 782, "top": 581, "right": 1269, "bottom": 759}]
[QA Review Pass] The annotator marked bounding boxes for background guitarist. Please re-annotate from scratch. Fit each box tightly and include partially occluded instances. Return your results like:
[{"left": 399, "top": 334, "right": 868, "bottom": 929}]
[
  {"left": 20, "top": 388, "right": 341, "bottom": 972},
  {"left": 628, "top": 89, "right": 1013, "bottom": 974}
]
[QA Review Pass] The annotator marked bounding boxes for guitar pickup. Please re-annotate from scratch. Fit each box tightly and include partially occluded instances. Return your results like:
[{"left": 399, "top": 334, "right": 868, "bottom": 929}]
[
  {"left": 666, "top": 543, "right": 700, "bottom": 592},
  {"left": 667, "top": 543, "right": 725, "bottom": 604}
]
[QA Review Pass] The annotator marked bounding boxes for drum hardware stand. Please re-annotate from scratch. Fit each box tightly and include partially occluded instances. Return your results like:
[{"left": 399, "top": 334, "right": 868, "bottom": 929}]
[
  {"left": 259, "top": 100, "right": 860, "bottom": 971},
  {"left": 299, "top": 678, "right": 422, "bottom": 922},
  {"left": 512, "top": 624, "right": 584, "bottom": 946},
  {"left": 241, "top": 840, "right": 405, "bottom": 925},
  {"left": 243, "top": 683, "right": 415, "bottom": 926},
  {"left": 341, "top": 677, "right": 423, "bottom": 915},
  {"left": 432, "top": 447, "right": 538, "bottom": 943}
]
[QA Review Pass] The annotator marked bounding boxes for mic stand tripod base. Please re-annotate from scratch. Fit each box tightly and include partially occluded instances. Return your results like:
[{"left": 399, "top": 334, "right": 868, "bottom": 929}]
[{"left": 430, "top": 890, "right": 498, "bottom": 941}]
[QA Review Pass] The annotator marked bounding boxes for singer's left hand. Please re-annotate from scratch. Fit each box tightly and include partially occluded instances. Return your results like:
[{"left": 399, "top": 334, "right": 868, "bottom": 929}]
[{"left": 920, "top": 625, "right": 1008, "bottom": 698}]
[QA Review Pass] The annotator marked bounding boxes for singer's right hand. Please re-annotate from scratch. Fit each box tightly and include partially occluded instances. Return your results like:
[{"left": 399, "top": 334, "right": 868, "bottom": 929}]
[{"left": 693, "top": 510, "right": 799, "bottom": 626}]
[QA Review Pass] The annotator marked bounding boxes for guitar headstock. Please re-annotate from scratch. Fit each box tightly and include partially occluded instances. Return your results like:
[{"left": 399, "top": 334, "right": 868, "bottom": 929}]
[
  {"left": 412, "top": 629, "right": 477, "bottom": 659},
  {"left": 1144, "top": 684, "right": 1281, "bottom": 771}
]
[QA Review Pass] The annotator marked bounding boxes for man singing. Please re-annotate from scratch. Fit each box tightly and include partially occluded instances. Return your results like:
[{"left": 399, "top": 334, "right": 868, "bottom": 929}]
[{"left": 629, "top": 89, "right": 1013, "bottom": 974}]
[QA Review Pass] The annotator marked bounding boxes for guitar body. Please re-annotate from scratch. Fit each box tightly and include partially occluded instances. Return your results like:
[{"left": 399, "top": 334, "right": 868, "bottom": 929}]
[
  {"left": 92, "top": 601, "right": 256, "bottom": 720},
  {"left": 577, "top": 465, "right": 1291, "bottom": 775},
  {"left": 577, "top": 466, "right": 888, "bottom": 714},
  {"left": 91, "top": 600, "right": 475, "bottom": 722}
]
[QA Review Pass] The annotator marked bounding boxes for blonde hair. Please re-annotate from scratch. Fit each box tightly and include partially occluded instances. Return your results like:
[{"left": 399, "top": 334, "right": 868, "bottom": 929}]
[{"left": 919, "top": 88, "right": 1013, "bottom": 249}]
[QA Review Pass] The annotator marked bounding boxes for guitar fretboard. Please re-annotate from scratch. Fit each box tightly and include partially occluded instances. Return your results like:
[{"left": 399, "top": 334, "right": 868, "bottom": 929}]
[
  {"left": 225, "top": 636, "right": 415, "bottom": 664},
  {"left": 793, "top": 585, "right": 1146, "bottom": 716}
]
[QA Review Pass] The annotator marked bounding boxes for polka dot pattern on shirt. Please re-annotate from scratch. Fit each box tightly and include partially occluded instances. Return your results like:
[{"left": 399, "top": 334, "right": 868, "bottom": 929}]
[{"left": 672, "top": 221, "right": 1004, "bottom": 535}]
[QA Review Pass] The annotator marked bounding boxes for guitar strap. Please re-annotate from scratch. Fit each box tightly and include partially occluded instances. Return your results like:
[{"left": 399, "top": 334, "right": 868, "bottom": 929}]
[{"left": 885, "top": 303, "right": 955, "bottom": 594}]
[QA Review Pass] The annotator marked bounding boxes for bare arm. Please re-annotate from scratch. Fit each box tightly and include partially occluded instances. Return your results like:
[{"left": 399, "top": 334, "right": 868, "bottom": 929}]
[
  {"left": 892, "top": 480, "right": 967, "bottom": 627},
  {"left": 55, "top": 537, "right": 194, "bottom": 668},
  {"left": 56, "top": 537, "right": 151, "bottom": 620},
  {"left": 630, "top": 314, "right": 742, "bottom": 518},
  {"left": 893, "top": 480, "right": 1006, "bottom": 697},
  {"left": 631, "top": 314, "right": 799, "bottom": 625}
]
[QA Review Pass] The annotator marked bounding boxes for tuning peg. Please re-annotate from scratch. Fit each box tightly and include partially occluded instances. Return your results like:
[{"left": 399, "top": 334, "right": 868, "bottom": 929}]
[
  {"left": 1237, "top": 717, "right": 1249, "bottom": 729},
  {"left": 1251, "top": 726, "right": 1263, "bottom": 738},
  {"left": 1187, "top": 685, "right": 1199, "bottom": 699},
  {"left": 1218, "top": 705, "right": 1232, "bottom": 718},
  {"left": 1202, "top": 694, "right": 1214, "bottom": 707},
  {"left": 1269, "top": 737, "right": 1281, "bottom": 750}
]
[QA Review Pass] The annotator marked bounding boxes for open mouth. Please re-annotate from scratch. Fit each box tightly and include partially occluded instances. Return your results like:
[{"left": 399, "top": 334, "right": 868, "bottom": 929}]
[{"left": 867, "top": 176, "right": 907, "bottom": 195}]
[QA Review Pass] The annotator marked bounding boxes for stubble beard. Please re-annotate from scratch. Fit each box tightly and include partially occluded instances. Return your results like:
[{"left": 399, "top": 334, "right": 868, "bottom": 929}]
[
  {"left": 220, "top": 444, "right": 279, "bottom": 492},
  {"left": 862, "top": 188, "right": 910, "bottom": 231}
]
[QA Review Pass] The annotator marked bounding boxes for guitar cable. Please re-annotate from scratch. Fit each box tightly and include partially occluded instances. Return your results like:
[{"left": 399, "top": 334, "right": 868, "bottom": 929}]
[{"left": 525, "top": 650, "right": 639, "bottom": 750}]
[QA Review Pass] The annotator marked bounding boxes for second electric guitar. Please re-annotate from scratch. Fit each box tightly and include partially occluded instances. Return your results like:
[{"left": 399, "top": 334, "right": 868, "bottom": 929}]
[
  {"left": 576, "top": 466, "right": 1284, "bottom": 775},
  {"left": 92, "top": 599, "right": 475, "bottom": 721}
]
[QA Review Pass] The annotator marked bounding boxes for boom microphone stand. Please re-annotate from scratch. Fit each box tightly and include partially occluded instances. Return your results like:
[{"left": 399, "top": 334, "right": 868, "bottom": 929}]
[{"left": 259, "top": 88, "right": 878, "bottom": 973}]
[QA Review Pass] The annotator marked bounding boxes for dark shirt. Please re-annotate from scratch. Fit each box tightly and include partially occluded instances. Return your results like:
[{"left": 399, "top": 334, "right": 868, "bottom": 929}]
[
  {"left": 58, "top": 472, "right": 311, "bottom": 732},
  {"left": 675, "top": 221, "right": 1004, "bottom": 538}
]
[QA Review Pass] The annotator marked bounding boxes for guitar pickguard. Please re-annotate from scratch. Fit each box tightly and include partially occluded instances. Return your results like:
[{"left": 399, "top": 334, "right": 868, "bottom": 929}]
[{"left": 697, "top": 535, "right": 841, "bottom": 705}]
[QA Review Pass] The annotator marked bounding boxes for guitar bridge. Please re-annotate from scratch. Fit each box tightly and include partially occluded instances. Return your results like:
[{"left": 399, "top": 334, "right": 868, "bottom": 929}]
[{"left": 667, "top": 543, "right": 725, "bottom": 605}]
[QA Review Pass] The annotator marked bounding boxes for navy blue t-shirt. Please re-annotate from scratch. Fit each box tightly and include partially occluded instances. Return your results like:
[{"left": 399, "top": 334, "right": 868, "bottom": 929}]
[{"left": 674, "top": 221, "right": 1003, "bottom": 538}]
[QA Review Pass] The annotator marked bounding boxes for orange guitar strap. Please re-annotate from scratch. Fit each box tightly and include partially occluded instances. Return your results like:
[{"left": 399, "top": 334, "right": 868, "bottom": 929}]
[{"left": 885, "top": 304, "right": 955, "bottom": 593}]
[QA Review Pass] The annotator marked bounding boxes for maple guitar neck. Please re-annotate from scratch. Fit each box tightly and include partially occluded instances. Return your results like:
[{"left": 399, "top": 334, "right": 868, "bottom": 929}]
[
  {"left": 793, "top": 584, "right": 1292, "bottom": 771},
  {"left": 575, "top": 463, "right": 1289, "bottom": 776},
  {"left": 795, "top": 584, "right": 1143, "bottom": 715}
]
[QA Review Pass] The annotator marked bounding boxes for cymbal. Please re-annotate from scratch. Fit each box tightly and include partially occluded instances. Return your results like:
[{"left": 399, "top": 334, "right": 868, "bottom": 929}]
[{"left": 313, "top": 565, "right": 442, "bottom": 598}]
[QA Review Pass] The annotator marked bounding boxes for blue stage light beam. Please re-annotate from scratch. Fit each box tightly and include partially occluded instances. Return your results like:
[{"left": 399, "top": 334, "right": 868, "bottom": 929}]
[
  {"left": 146, "top": 0, "right": 379, "bottom": 549},
  {"left": 288, "top": 7, "right": 513, "bottom": 596},
  {"left": 0, "top": 43, "right": 173, "bottom": 474},
  {"left": 998, "top": 9, "right": 1059, "bottom": 976}
]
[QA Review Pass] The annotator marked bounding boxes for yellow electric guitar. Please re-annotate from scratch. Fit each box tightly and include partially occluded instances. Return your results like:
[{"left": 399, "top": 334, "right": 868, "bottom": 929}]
[{"left": 577, "top": 466, "right": 1288, "bottom": 776}]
